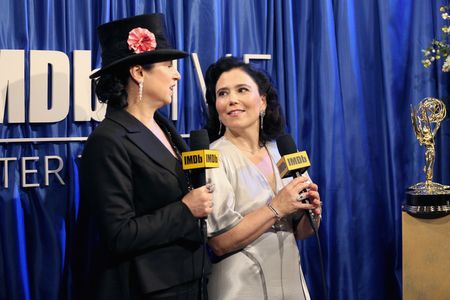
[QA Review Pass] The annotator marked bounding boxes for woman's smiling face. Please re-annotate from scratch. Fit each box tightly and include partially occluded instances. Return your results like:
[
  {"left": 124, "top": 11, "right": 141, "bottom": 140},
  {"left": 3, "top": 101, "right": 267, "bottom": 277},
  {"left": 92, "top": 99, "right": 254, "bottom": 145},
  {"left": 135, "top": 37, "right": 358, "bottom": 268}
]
[{"left": 215, "top": 68, "right": 266, "bottom": 133}]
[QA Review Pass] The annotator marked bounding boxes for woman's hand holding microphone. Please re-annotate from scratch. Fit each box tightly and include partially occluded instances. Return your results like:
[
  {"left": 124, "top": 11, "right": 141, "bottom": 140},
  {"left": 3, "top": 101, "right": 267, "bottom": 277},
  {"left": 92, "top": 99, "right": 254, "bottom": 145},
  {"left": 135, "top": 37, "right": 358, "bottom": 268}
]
[
  {"left": 182, "top": 183, "right": 215, "bottom": 218},
  {"left": 270, "top": 176, "right": 321, "bottom": 218}
]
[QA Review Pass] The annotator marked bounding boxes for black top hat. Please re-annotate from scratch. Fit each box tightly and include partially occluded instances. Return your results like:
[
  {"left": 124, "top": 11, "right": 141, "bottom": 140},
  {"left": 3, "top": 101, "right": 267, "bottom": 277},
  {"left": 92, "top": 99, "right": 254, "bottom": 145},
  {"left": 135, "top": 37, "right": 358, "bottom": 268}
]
[{"left": 90, "top": 13, "right": 188, "bottom": 79}]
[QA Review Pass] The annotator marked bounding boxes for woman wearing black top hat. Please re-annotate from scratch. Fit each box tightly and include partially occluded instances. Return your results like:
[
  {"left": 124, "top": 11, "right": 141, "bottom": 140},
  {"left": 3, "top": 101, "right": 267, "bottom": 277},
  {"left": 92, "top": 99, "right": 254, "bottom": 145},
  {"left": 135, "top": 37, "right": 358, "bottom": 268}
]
[{"left": 79, "top": 14, "right": 212, "bottom": 299}]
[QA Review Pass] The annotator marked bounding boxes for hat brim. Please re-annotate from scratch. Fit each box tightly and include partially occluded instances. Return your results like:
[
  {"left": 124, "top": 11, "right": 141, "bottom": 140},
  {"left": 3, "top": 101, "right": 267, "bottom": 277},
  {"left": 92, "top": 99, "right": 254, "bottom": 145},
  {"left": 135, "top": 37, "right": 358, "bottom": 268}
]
[{"left": 90, "top": 49, "right": 189, "bottom": 78}]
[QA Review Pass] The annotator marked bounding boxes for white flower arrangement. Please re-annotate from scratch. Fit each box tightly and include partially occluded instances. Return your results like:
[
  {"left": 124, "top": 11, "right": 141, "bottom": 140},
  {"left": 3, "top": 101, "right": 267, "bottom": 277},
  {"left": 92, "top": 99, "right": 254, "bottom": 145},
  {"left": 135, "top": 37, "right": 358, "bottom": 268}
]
[{"left": 422, "top": 5, "right": 450, "bottom": 71}]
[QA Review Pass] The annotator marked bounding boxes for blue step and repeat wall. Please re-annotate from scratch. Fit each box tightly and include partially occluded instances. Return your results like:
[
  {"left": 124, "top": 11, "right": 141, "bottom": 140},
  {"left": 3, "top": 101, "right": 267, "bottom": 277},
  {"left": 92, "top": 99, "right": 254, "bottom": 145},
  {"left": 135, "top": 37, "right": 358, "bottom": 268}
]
[{"left": 1, "top": 1, "right": 449, "bottom": 299}]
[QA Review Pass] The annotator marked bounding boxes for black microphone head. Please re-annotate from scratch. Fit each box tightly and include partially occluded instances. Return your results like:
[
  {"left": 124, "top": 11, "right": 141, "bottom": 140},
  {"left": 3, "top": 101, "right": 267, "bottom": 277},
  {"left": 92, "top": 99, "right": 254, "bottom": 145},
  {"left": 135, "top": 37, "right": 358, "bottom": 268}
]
[
  {"left": 276, "top": 134, "right": 298, "bottom": 156},
  {"left": 189, "top": 129, "right": 210, "bottom": 150}
]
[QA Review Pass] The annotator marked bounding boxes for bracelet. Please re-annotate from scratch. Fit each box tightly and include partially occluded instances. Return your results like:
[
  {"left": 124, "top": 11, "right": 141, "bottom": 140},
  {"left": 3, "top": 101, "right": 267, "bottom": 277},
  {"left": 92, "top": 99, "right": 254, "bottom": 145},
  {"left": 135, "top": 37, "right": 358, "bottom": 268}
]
[{"left": 267, "top": 203, "right": 281, "bottom": 221}]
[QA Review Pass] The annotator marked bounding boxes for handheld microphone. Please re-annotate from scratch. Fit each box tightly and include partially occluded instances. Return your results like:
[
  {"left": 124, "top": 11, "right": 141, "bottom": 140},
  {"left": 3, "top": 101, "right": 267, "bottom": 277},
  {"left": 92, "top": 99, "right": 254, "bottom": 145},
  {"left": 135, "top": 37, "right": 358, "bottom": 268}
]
[
  {"left": 275, "top": 134, "right": 317, "bottom": 227},
  {"left": 276, "top": 134, "right": 327, "bottom": 299},
  {"left": 182, "top": 129, "right": 219, "bottom": 188},
  {"left": 181, "top": 129, "right": 219, "bottom": 300}
]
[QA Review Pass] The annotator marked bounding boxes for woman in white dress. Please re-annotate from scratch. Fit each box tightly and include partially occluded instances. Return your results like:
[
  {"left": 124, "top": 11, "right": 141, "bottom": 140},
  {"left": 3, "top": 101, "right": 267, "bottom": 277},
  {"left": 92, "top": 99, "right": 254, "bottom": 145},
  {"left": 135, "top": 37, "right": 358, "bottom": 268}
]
[{"left": 204, "top": 57, "right": 322, "bottom": 300}]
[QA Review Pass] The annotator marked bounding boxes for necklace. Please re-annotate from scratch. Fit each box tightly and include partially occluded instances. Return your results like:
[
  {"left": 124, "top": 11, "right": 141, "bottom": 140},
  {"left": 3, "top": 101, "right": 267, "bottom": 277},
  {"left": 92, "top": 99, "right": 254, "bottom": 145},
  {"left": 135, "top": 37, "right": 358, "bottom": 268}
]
[
  {"left": 224, "top": 134, "right": 263, "bottom": 155},
  {"left": 234, "top": 144, "right": 263, "bottom": 155}
]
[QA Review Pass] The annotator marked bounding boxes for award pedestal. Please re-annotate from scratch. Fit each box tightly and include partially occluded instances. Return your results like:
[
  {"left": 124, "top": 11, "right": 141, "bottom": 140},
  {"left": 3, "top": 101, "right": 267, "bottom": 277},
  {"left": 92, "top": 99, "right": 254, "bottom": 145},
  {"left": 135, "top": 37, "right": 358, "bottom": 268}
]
[
  {"left": 405, "top": 97, "right": 448, "bottom": 298},
  {"left": 402, "top": 212, "right": 450, "bottom": 299}
]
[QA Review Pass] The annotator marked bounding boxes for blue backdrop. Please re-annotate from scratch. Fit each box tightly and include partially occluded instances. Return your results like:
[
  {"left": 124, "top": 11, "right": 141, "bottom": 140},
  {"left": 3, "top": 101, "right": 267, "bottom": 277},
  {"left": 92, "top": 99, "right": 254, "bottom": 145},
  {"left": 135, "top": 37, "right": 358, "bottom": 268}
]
[{"left": 1, "top": 0, "right": 449, "bottom": 299}]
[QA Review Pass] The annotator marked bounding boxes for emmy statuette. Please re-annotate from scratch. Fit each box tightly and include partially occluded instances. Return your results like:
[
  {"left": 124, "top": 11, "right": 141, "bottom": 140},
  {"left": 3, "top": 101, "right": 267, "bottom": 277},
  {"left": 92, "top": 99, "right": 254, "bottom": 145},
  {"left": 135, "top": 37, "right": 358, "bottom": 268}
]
[{"left": 405, "top": 97, "right": 450, "bottom": 218}]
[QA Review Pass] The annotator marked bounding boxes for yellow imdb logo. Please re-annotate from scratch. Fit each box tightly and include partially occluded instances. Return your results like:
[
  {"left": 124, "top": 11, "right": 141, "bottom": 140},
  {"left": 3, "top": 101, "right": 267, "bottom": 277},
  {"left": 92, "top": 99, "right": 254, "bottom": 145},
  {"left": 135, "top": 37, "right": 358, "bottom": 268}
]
[
  {"left": 277, "top": 151, "right": 310, "bottom": 178},
  {"left": 182, "top": 150, "right": 220, "bottom": 170}
]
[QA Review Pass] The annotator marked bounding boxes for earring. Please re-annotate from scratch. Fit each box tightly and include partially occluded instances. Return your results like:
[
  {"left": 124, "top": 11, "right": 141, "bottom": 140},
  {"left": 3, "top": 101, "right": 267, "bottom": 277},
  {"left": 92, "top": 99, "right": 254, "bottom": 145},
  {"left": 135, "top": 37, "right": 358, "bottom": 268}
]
[
  {"left": 138, "top": 80, "right": 144, "bottom": 102},
  {"left": 260, "top": 111, "right": 266, "bottom": 130},
  {"left": 218, "top": 121, "right": 223, "bottom": 135}
]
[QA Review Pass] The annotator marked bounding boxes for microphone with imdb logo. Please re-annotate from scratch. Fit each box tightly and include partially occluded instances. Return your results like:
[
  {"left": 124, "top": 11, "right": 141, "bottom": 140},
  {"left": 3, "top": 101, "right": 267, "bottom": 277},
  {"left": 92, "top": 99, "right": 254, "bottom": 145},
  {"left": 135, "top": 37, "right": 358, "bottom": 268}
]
[
  {"left": 277, "top": 134, "right": 327, "bottom": 299},
  {"left": 182, "top": 129, "right": 218, "bottom": 300},
  {"left": 276, "top": 135, "right": 311, "bottom": 178},
  {"left": 182, "top": 129, "right": 219, "bottom": 189},
  {"left": 276, "top": 134, "right": 317, "bottom": 227}
]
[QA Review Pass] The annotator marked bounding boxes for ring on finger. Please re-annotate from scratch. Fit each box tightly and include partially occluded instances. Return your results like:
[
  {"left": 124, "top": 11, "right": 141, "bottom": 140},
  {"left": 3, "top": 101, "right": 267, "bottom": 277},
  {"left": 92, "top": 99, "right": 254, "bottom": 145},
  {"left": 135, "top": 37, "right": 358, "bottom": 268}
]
[
  {"left": 206, "top": 183, "right": 215, "bottom": 193},
  {"left": 296, "top": 193, "right": 307, "bottom": 202}
]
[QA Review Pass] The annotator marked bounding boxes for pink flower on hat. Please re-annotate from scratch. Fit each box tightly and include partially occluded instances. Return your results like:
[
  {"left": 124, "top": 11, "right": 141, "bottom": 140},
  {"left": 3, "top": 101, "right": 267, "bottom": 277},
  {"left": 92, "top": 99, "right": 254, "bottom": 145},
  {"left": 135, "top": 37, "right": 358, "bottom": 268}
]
[{"left": 127, "top": 27, "right": 157, "bottom": 54}]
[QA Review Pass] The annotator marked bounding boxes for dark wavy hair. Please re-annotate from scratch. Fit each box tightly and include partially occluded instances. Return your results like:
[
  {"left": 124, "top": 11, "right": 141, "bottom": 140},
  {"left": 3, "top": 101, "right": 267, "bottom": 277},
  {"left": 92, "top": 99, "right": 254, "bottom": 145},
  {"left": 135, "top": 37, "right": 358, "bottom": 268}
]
[
  {"left": 205, "top": 56, "right": 285, "bottom": 144},
  {"left": 94, "top": 64, "right": 153, "bottom": 108}
]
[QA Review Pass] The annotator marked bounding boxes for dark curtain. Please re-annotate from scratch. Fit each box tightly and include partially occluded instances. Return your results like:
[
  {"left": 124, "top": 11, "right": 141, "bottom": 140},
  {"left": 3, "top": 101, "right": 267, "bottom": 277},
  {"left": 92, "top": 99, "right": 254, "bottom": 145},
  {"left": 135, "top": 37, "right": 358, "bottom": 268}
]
[{"left": 0, "top": 1, "right": 448, "bottom": 299}]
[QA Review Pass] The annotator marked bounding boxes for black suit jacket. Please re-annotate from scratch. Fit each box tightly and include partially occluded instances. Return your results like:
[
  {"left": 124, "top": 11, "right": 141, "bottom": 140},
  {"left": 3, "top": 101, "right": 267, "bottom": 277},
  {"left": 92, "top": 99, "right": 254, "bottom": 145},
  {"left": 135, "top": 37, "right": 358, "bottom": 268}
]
[{"left": 78, "top": 109, "right": 208, "bottom": 299}]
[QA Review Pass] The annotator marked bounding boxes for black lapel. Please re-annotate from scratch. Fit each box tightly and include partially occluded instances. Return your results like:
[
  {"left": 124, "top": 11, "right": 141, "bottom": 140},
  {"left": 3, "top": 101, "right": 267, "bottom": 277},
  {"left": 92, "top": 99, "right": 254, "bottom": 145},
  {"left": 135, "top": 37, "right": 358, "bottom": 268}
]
[
  {"left": 106, "top": 109, "right": 184, "bottom": 179},
  {"left": 154, "top": 112, "right": 189, "bottom": 153}
]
